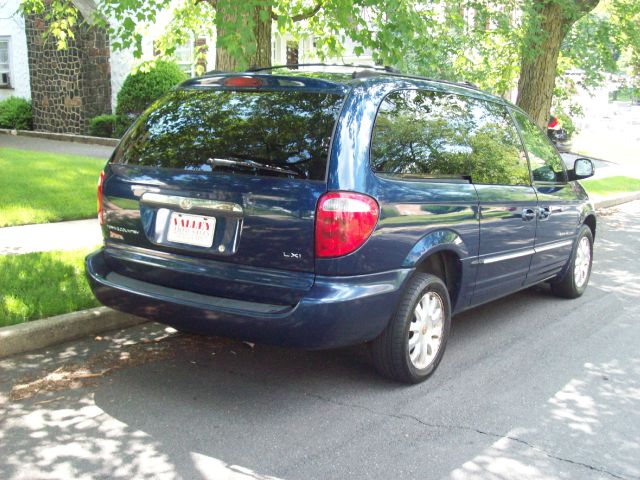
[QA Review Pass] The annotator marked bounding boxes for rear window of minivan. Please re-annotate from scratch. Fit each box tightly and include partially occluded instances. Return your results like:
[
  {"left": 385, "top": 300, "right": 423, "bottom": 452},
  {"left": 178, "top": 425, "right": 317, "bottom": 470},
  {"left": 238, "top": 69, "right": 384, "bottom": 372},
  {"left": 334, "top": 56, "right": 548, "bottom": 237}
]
[{"left": 111, "top": 88, "right": 345, "bottom": 180}]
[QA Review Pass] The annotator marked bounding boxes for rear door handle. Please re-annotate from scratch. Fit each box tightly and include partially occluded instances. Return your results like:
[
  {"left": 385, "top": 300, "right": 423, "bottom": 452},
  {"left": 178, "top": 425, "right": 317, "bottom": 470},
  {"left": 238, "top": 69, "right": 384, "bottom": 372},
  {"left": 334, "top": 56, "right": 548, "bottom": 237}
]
[
  {"left": 538, "top": 206, "right": 551, "bottom": 220},
  {"left": 522, "top": 208, "right": 536, "bottom": 221}
]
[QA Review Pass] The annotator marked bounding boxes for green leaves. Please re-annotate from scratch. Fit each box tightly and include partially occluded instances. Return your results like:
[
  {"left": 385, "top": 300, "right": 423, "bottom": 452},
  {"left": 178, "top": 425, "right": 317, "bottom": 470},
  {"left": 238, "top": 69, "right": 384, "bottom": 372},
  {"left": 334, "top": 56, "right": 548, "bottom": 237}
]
[
  {"left": 17, "top": 0, "right": 639, "bottom": 118},
  {"left": 20, "top": 0, "right": 79, "bottom": 50}
]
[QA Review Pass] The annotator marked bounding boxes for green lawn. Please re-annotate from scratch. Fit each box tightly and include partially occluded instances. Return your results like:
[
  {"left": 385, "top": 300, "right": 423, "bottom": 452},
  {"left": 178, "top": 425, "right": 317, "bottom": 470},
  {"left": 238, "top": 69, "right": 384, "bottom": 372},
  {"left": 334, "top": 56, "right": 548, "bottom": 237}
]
[
  {"left": 580, "top": 176, "right": 640, "bottom": 198},
  {"left": 0, "top": 248, "right": 99, "bottom": 327},
  {"left": 0, "top": 148, "right": 105, "bottom": 227}
]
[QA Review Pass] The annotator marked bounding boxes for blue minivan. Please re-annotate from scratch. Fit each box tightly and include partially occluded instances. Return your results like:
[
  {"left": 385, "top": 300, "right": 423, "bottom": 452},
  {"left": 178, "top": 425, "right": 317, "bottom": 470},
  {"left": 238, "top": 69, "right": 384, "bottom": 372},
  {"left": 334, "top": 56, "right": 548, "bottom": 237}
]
[{"left": 86, "top": 65, "right": 596, "bottom": 383}]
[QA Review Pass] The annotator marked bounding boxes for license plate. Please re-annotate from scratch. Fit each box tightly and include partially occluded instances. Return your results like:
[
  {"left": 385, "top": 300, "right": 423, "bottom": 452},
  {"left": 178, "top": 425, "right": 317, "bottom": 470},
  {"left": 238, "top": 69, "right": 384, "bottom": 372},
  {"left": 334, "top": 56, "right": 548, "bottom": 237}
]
[{"left": 166, "top": 212, "right": 216, "bottom": 248}]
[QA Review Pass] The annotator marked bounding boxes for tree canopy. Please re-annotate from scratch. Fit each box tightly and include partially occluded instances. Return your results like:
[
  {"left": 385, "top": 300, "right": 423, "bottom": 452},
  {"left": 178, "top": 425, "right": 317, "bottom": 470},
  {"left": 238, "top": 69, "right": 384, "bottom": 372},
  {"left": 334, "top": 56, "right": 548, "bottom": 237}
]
[{"left": 19, "top": 0, "right": 640, "bottom": 125}]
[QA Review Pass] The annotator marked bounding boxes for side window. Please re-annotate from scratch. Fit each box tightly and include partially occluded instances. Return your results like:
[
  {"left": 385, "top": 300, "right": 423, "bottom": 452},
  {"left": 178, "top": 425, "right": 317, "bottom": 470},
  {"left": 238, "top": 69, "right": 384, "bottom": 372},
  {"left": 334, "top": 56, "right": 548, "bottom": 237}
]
[
  {"left": 370, "top": 90, "right": 471, "bottom": 179},
  {"left": 370, "top": 89, "right": 530, "bottom": 186},
  {"left": 466, "top": 102, "right": 530, "bottom": 186},
  {"left": 513, "top": 110, "right": 568, "bottom": 183}
]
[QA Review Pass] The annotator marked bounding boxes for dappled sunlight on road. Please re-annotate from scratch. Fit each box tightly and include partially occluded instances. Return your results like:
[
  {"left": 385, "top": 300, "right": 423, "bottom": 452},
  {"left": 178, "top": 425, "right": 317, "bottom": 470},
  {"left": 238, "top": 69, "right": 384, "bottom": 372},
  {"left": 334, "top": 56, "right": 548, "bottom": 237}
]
[
  {"left": 1, "top": 393, "right": 285, "bottom": 479},
  {"left": 448, "top": 435, "right": 560, "bottom": 480},
  {"left": 1, "top": 394, "right": 179, "bottom": 479},
  {"left": 443, "top": 203, "right": 640, "bottom": 480},
  {"left": 548, "top": 379, "right": 600, "bottom": 435},
  {"left": 0, "top": 323, "right": 296, "bottom": 480},
  {"left": 0, "top": 324, "right": 180, "bottom": 479},
  {"left": 588, "top": 202, "right": 640, "bottom": 298},
  {"left": 447, "top": 355, "right": 640, "bottom": 480},
  {"left": 549, "top": 360, "right": 640, "bottom": 439},
  {"left": 191, "top": 452, "right": 285, "bottom": 480}
]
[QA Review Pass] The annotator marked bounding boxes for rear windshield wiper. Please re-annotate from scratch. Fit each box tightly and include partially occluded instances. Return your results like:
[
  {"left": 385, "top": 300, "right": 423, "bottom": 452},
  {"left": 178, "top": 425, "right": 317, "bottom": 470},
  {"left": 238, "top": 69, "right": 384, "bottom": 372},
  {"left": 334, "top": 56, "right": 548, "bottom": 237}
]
[{"left": 207, "top": 157, "right": 302, "bottom": 177}]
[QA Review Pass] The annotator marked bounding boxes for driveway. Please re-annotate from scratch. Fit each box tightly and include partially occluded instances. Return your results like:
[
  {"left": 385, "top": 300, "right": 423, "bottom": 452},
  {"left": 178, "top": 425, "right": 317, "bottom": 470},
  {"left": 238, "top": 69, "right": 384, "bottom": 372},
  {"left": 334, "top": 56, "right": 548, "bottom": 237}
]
[{"left": 1, "top": 202, "right": 639, "bottom": 480}]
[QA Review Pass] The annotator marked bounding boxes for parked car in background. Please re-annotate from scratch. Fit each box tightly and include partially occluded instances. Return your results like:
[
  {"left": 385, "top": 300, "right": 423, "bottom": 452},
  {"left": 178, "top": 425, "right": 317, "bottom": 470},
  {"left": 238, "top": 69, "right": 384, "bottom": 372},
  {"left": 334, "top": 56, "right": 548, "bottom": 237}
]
[{"left": 86, "top": 65, "right": 597, "bottom": 383}]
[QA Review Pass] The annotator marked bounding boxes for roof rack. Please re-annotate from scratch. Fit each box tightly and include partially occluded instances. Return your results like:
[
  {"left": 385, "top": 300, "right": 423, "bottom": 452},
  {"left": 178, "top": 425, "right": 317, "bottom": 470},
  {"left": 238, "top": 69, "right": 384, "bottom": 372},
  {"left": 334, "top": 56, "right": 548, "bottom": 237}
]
[
  {"left": 245, "top": 63, "right": 400, "bottom": 73},
  {"left": 383, "top": 71, "right": 481, "bottom": 91},
  {"left": 207, "top": 63, "right": 481, "bottom": 92}
]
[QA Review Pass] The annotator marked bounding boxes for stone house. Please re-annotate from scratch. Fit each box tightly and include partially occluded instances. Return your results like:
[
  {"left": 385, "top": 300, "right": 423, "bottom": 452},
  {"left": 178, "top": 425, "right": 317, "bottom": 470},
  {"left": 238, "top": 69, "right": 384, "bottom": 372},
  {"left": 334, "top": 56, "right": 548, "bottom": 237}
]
[{"left": 0, "top": 0, "right": 373, "bottom": 135}]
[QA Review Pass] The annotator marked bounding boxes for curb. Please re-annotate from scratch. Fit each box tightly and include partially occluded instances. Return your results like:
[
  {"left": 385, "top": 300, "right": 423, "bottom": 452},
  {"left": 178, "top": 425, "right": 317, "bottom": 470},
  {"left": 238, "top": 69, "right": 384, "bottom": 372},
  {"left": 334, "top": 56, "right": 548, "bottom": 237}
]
[
  {"left": 594, "top": 192, "right": 640, "bottom": 210},
  {"left": 0, "top": 128, "right": 119, "bottom": 147},
  {"left": 0, "top": 307, "right": 147, "bottom": 359}
]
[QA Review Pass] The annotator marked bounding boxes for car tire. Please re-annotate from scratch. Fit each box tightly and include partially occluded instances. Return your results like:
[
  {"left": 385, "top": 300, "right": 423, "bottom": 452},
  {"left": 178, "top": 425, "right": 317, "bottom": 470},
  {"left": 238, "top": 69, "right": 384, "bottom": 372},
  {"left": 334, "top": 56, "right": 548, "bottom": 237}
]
[
  {"left": 371, "top": 273, "right": 451, "bottom": 384},
  {"left": 550, "top": 225, "right": 594, "bottom": 299}
]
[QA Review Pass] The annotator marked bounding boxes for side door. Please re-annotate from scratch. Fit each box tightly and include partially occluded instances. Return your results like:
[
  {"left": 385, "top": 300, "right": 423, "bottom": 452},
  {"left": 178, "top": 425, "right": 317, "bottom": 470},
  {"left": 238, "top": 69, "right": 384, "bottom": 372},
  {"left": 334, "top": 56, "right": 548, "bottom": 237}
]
[
  {"left": 468, "top": 101, "right": 538, "bottom": 306},
  {"left": 511, "top": 110, "right": 581, "bottom": 284}
]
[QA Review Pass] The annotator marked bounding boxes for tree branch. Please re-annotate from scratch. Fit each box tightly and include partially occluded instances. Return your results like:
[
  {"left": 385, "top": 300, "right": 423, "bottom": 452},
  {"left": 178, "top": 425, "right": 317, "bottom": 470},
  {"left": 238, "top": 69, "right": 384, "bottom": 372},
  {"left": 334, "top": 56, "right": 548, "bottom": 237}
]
[
  {"left": 574, "top": 0, "right": 601, "bottom": 15},
  {"left": 194, "top": 0, "right": 217, "bottom": 7},
  {"left": 561, "top": 0, "right": 601, "bottom": 26},
  {"left": 271, "top": 1, "right": 323, "bottom": 22}
]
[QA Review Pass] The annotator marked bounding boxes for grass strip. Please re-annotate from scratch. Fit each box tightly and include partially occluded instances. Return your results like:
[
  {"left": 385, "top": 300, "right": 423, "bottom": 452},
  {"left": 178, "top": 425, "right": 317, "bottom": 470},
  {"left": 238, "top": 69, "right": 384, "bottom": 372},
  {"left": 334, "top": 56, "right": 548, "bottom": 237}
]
[
  {"left": 0, "top": 148, "right": 104, "bottom": 227},
  {"left": 580, "top": 176, "right": 640, "bottom": 198},
  {"left": 0, "top": 248, "right": 99, "bottom": 327}
]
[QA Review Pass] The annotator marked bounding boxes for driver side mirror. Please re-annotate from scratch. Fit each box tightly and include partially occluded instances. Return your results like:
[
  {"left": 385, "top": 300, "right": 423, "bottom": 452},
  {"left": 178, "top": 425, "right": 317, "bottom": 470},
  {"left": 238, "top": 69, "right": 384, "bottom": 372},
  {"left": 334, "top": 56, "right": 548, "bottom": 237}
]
[{"left": 569, "top": 158, "right": 595, "bottom": 181}]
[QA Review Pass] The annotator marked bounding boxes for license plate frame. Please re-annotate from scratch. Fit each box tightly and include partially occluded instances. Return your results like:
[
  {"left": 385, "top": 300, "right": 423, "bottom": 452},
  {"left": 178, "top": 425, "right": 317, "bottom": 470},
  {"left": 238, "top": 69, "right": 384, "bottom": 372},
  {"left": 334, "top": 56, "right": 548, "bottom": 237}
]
[{"left": 166, "top": 211, "right": 216, "bottom": 248}]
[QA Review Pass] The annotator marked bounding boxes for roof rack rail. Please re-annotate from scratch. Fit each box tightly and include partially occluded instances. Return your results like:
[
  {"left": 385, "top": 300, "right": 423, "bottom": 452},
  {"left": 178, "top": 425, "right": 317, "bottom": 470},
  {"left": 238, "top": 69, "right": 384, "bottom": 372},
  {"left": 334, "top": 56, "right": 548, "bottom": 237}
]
[
  {"left": 210, "top": 63, "right": 482, "bottom": 93},
  {"left": 245, "top": 63, "right": 399, "bottom": 73},
  {"left": 385, "top": 71, "right": 482, "bottom": 91}
]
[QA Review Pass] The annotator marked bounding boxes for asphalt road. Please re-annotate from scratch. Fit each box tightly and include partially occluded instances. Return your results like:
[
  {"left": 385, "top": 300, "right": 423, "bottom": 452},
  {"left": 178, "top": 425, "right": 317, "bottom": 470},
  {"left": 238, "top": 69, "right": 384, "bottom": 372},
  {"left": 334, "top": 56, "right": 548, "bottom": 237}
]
[{"left": 1, "top": 202, "right": 639, "bottom": 480}]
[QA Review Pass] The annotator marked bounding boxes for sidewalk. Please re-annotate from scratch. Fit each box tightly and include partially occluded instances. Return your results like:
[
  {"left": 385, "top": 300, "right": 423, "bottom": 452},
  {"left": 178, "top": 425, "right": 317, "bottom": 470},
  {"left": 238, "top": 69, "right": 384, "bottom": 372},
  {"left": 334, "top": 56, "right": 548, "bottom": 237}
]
[
  {"left": 0, "top": 219, "right": 102, "bottom": 255},
  {"left": 0, "top": 134, "right": 114, "bottom": 160}
]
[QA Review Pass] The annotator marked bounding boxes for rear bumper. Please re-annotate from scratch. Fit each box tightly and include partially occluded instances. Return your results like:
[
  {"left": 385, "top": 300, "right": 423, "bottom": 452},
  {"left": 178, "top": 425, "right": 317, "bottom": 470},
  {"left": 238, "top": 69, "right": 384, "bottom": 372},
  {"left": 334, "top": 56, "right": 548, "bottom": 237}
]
[{"left": 86, "top": 249, "right": 412, "bottom": 349}]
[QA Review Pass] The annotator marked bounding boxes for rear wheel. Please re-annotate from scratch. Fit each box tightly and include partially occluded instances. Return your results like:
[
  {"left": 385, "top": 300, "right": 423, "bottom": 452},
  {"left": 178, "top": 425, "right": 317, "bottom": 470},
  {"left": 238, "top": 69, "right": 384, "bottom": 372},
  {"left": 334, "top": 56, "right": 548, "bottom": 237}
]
[
  {"left": 550, "top": 225, "right": 593, "bottom": 298},
  {"left": 371, "top": 273, "right": 451, "bottom": 384}
]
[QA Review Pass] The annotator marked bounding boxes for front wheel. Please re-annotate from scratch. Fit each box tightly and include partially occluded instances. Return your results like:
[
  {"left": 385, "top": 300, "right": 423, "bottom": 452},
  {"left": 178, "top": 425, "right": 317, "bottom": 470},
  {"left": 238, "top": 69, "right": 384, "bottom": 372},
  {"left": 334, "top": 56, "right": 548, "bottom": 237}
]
[
  {"left": 371, "top": 273, "right": 451, "bottom": 384},
  {"left": 550, "top": 225, "right": 594, "bottom": 298}
]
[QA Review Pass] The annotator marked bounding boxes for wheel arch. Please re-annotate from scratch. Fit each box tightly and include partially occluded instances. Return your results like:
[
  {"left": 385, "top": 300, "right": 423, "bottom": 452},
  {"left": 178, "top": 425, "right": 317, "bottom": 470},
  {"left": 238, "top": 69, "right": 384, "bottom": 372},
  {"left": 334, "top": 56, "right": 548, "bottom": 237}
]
[
  {"left": 402, "top": 230, "right": 469, "bottom": 310},
  {"left": 583, "top": 214, "right": 596, "bottom": 239}
]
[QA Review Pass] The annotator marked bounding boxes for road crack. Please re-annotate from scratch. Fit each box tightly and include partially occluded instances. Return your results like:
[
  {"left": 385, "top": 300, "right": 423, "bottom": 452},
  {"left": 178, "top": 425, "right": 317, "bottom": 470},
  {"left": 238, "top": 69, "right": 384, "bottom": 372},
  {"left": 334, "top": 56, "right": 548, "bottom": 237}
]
[{"left": 302, "top": 391, "right": 633, "bottom": 480}]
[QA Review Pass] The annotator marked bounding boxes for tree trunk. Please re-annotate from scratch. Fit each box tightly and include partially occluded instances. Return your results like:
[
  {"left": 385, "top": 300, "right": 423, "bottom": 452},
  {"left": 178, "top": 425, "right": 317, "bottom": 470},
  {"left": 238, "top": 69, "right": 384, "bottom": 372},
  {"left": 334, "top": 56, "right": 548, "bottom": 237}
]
[
  {"left": 516, "top": 0, "right": 599, "bottom": 128},
  {"left": 516, "top": 1, "right": 566, "bottom": 128},
  {"left": 215, "top": 1, "right": 272, "bottom": 72}
]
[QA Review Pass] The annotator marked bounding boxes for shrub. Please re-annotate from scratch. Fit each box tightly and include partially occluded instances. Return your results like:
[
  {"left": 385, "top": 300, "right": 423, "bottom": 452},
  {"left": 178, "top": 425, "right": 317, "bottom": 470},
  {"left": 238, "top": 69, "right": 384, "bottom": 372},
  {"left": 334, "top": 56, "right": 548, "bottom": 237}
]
[
  {"left": 115, "top": 60, "right": 187, "bottom": 136},
  {"left": 556, "top": 112, "right": 576, "bottom": 138},
  {"left": 114, "top": 114, "right": 134, "bottom": 138},
  {"left": 0, "top": 96, "right": 33, "bottom": 130},
  {"left": 89, "top": 114, "right": 118, "bottom": 138}
]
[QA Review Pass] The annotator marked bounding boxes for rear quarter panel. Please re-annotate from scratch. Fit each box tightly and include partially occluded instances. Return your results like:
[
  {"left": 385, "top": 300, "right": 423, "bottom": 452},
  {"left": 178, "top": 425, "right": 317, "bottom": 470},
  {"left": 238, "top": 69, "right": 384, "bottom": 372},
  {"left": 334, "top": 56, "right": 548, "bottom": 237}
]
[{"left": 318, "top": 79, "right": 481, "bottom": 310}]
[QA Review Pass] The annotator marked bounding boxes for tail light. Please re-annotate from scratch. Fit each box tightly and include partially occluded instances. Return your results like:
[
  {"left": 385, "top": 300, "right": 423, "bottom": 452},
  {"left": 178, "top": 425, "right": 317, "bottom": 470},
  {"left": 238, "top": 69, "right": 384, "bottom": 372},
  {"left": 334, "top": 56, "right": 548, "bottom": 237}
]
[
  {"left": 315, "top": 192, "right": 379, "bottom": 258},
  {"left": 224, "top": 76, "right": 264, "bottom": 88},
  {"left": 97, "top": 171, "right": 105, "bottom": 225}
]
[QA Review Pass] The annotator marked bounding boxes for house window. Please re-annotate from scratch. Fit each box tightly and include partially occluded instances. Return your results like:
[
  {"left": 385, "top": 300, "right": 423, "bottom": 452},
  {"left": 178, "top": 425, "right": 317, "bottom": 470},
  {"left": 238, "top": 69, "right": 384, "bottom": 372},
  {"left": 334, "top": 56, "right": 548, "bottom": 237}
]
[
  {"left": 286, "top": 40, "right": 299, "bottom": 69},
  {"left": 0, "top": 37, "right": 11, "bottom": 88},
  {"left": 173, "top": 43, "right": 195, "bottom": 77}
]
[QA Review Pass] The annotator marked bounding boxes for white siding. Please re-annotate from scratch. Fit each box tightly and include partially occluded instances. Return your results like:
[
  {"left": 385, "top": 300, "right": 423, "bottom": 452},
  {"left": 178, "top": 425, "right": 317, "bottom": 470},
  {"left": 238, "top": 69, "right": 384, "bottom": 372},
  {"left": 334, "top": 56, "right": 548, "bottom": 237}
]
[
  {"left": 0, "top": 0, "right": 31, "bottom": 100},
  {"left": 275, "top": 34, "right": 375, "bottom": 67},
  {"left": 109, "top": 46, "right": 135, "bottom": 112},
  {"left": 108, "top": 10, "right": 217, "bottom": 109}
]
